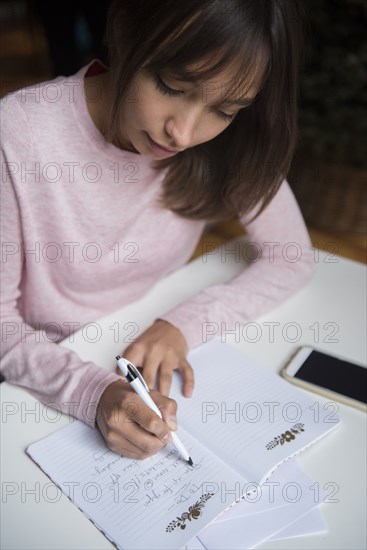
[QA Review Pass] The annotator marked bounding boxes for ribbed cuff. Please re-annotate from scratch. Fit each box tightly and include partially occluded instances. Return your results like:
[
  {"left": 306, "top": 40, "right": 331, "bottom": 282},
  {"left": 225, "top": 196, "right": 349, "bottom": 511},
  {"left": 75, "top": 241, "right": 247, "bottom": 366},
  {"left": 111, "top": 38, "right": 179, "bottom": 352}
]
[{"left": 71, "top": 367, "right": 122, "bottom": 428}]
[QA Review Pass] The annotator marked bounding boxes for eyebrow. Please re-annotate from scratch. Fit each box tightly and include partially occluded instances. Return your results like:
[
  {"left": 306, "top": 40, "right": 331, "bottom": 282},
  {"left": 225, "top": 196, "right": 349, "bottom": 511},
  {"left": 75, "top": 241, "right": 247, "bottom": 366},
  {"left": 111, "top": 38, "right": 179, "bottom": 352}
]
[
  {"left": 222, "top": 97, "right": 255, "bottom": 107},
  {"left": 170, "top": 72, "right": 203, "bottom": 84},
  {"left": 167, "top": 72, "right": 256, "bottom": 107}
]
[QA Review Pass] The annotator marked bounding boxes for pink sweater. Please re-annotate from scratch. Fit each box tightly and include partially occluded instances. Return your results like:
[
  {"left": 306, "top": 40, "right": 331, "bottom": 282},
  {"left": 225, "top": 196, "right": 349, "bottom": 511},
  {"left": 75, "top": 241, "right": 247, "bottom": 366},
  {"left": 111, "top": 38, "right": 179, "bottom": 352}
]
[{"left": 0, "top": 60, "right": 314, "bottom": 426}]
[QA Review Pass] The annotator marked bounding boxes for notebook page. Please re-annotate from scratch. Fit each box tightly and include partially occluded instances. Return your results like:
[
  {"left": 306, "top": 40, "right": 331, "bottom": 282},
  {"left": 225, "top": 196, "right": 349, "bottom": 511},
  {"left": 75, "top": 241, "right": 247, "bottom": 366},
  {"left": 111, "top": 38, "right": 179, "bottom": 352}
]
[
  {"left": 26, "top": 420, "right": 248, "bottom": 550},
  {"left": 170, "top": 340, "right": 340, "bottom": 484}
]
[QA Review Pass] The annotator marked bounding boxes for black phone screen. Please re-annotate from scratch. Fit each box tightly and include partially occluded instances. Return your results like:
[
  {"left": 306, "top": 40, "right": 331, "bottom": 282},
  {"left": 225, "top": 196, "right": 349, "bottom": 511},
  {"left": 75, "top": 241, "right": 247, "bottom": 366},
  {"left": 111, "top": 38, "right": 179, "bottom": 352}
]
[{"left": 295, "top": 350, "right": 367, "bottom": 404}]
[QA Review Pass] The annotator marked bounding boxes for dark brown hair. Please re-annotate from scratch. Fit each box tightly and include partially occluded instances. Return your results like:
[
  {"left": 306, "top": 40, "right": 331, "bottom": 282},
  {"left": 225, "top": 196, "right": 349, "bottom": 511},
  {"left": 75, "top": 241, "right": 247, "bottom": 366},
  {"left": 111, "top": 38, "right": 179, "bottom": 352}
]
[{"left": 104, "top": 0, "right": 305, "bottom": 222}]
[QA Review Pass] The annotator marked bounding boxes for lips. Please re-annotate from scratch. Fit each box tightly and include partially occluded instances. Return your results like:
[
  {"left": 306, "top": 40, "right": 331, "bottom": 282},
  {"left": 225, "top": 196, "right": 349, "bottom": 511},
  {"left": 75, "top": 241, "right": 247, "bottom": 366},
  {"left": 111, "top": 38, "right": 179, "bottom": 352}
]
[
  {"left": 148, "top": 134, "right": 180, "bottom": 153},
  {"left": 156, "top": 142, "right": 177, "bottom": 153}
]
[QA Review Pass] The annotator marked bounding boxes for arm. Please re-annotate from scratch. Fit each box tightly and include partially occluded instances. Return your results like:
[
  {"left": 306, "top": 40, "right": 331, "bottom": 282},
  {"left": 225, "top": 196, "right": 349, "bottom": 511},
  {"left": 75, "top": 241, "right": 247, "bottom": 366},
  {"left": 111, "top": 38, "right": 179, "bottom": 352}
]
[
  {"left": 124, "top": 180, "right": 314, "bottom": 394},
  {"left": 161, "top": 180, "right": 315, "bottom": 349}
]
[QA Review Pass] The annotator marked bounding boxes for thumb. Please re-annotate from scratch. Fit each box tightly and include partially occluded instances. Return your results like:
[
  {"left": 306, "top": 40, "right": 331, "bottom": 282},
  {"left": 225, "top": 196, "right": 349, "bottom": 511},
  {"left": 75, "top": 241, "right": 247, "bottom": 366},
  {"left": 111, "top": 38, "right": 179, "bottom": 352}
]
[{"left": 150, "top": 390, "right": 178, "bottom": 431}]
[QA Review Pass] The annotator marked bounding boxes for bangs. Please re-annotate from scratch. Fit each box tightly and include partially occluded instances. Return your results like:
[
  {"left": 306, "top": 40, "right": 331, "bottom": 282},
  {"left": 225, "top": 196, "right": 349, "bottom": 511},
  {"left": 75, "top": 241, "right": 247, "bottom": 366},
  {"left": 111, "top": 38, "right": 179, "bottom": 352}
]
[{"left": 143, "top": 3, "right": 271, "bottom": 102}]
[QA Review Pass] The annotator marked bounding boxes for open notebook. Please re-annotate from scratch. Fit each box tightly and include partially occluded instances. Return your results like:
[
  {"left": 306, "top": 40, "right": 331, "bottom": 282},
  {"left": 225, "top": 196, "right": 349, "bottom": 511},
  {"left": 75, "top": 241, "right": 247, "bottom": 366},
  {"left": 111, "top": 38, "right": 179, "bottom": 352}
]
[{"left": 26, "top": 339, "right": 340, "bottom": 549}]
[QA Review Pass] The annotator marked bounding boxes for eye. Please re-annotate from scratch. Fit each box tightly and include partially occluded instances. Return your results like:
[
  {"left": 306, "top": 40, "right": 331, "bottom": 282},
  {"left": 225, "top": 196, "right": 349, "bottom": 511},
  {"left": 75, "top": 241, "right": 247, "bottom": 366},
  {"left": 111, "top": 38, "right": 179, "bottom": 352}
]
[
  {"left": 154, "top": 73, "right": 238, "bottom": 123},
  {"left": 216, "top": 111, "right": 237, "bottom": 122},
  {"left": 154, "top": 74, "right": 183, "bottom": 97}
]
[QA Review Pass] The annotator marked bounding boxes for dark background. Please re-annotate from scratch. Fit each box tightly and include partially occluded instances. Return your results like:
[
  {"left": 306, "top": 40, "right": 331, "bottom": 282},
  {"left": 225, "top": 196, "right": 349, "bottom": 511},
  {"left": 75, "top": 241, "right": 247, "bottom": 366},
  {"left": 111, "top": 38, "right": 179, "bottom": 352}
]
[
  {"left": 289, "top": 0, "right": 366, "bottom": 239},
  {"left": 0, "top": 0, "right": 366, "bottom": 258}
]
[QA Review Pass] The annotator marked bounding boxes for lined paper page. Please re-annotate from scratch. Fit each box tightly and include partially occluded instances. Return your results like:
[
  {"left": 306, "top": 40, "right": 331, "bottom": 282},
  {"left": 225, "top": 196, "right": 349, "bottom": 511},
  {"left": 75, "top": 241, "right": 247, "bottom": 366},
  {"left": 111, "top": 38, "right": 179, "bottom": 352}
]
[
  {"left": 171, "top": 339, "right": 340, "bottom": 483},
  {"left": 27, "top": 420, "right": 248, "bottom": 550}
]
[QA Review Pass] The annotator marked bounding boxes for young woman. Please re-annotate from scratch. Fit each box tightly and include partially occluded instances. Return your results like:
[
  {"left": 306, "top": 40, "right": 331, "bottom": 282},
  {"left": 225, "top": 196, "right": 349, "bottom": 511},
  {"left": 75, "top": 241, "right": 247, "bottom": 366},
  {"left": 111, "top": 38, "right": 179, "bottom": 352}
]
[{"left": 1, "top": 0, "right": 313, "bottom": 459}]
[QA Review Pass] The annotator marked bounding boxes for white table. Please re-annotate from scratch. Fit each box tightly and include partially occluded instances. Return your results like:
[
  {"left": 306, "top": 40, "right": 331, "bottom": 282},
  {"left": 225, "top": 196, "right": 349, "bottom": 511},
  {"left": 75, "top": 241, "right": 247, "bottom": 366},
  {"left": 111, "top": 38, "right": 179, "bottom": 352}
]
[{"left": 1, "top": 243, "right": 366, "bottom": 549}]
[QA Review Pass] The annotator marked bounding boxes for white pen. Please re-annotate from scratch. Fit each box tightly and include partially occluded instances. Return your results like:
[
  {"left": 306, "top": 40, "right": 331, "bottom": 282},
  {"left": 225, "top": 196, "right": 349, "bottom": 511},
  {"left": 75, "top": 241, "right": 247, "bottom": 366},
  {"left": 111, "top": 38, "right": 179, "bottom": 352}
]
[{"left": 116, "top": 356, "right": 193, "bottom": 466}]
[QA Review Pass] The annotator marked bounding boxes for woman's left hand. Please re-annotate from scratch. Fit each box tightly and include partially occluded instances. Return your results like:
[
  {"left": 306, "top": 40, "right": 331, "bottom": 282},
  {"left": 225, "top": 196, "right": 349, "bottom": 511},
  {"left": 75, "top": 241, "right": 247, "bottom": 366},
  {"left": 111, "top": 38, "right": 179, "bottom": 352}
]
[{"left": 117, "top": 319, "right": 194, "bottom": 397}]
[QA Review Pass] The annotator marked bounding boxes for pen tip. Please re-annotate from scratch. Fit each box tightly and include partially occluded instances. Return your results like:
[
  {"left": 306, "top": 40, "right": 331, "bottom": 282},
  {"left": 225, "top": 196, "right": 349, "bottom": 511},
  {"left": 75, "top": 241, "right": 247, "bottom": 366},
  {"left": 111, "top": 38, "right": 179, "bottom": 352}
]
[{"left": 188, "top": 457, "right": 194, "bottom": 467}]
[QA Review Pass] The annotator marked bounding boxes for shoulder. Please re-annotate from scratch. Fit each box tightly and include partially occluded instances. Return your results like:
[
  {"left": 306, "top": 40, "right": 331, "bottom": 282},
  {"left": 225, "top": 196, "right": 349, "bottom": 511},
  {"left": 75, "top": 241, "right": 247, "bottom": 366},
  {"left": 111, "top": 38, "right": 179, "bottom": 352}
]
[
  {"left": 1, "top": 66, "right": 88, "bottom": 152},
  {"left": 1, "top": 64, "right": 87, "bottom": 124},
  {"left": 1, "top": 88, "right": 35, "bottom": 153}
]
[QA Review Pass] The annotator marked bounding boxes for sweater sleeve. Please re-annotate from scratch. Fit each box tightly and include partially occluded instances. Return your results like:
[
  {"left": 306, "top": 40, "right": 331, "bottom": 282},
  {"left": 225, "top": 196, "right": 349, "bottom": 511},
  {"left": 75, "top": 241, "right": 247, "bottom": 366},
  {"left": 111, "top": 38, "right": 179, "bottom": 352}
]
[
  {"left": 159, "top": 180, "right": 315, "bottom": 349},
  {"left": 0, "top": 96, "right": 121, "bottom": 427}
]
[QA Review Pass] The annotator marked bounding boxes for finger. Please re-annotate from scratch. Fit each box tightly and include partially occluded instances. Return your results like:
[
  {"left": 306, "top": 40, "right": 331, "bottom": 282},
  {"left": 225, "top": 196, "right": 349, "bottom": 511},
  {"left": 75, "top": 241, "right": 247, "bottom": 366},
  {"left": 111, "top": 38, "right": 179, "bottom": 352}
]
[
  {"left": 114, "top": 419, "right": 167, "bottom": 458},
  {"left": 122, "top": 342, "right": 145, "bottom": 368},
  {"left": 127, "top": 393, "right": 173, "bottom": 445},
  {"left": 96, "top": 393, "right": 153, "bottom": 459},
  {"left": 105, "top": 428, "right": 149, "bottom": 459},
  {"left": 111, "top": 397, "right": 171, "bottom": 457},
  {"left": 96, "top": 382, "right": 168, "bottom": 459},
  {"left": 116, "top": 342, "right": 145, "bottom": 375},
  {"left": 180, "top": 359, "right": 195, "bottom": 397},
  {"left": 124, "top": 342, "right": 161, "bottom": 390},
  {"left": 158, "top": 359, "right": 175, "bottom": 397},
  {"left": 150, "top": 390, "right": 178, "bottom": 431},
  {"left": 140, "top": 357, "right": 161, "bottom": 390}
]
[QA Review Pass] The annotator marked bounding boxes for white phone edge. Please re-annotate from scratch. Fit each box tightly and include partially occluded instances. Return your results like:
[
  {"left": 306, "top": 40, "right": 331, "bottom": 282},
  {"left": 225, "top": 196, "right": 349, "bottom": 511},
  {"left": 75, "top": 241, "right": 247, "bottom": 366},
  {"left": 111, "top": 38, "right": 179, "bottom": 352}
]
[{"left": 280, "top": 346, "right": 367, "bottom": 413}]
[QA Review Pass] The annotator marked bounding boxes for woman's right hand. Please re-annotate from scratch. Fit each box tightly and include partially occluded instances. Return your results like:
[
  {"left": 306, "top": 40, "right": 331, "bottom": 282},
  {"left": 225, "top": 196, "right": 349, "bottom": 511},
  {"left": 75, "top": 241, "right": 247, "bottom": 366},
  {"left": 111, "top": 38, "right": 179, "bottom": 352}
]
[{"left": 96, "top": 380, "right": 178, "bottom": 459}]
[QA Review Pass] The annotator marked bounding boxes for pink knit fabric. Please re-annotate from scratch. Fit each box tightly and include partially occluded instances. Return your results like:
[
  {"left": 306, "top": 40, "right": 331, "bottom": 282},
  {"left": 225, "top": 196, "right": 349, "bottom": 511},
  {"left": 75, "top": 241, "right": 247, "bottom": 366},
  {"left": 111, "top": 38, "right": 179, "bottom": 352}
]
[{"left": 0, "top": 61, "right": 314, "bottom": 426}]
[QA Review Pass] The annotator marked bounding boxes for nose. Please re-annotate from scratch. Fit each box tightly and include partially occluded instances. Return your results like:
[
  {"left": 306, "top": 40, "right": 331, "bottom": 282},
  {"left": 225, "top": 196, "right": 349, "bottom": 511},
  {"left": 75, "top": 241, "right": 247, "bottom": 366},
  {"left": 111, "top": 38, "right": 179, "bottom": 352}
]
[{"left": 164, "top": 107, "right": 200, "bottom": 150}]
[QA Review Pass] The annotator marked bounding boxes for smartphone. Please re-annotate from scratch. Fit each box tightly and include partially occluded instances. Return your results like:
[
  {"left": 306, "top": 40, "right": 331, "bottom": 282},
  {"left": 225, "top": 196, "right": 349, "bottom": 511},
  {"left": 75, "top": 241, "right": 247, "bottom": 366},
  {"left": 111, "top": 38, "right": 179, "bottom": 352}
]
[{"left": 280, "top": 346, "right": 367, "bottom": 412}]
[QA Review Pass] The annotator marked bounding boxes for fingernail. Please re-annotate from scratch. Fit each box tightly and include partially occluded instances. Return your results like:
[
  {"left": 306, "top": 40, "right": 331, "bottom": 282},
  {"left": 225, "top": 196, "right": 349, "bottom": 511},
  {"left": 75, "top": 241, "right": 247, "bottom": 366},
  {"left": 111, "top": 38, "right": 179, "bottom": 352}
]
[
  {"left": 167, "top": 417, "right": 177, "bottom": 430},
  {"left": 185, "top": 386, "right": 193, "bottom": 397},
  {"left": 162, "top": 432, "right": 172, "bottom": 444}
]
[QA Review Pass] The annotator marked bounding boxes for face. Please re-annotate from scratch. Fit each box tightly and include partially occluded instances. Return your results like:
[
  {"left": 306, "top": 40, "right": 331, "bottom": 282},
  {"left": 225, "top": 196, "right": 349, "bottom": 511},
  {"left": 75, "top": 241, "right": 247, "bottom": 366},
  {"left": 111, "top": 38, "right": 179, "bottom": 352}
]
[{"left": 115, "top": 62, "right": 261, "bottom": 159}]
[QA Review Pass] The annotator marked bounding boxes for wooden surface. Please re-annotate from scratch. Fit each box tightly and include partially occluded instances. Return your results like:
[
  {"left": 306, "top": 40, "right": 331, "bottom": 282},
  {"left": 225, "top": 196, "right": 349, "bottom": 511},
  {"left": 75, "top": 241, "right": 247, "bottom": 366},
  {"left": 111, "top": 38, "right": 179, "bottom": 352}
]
[{"left": 191, "top": 220, "right": 367, "bottom": 264}]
